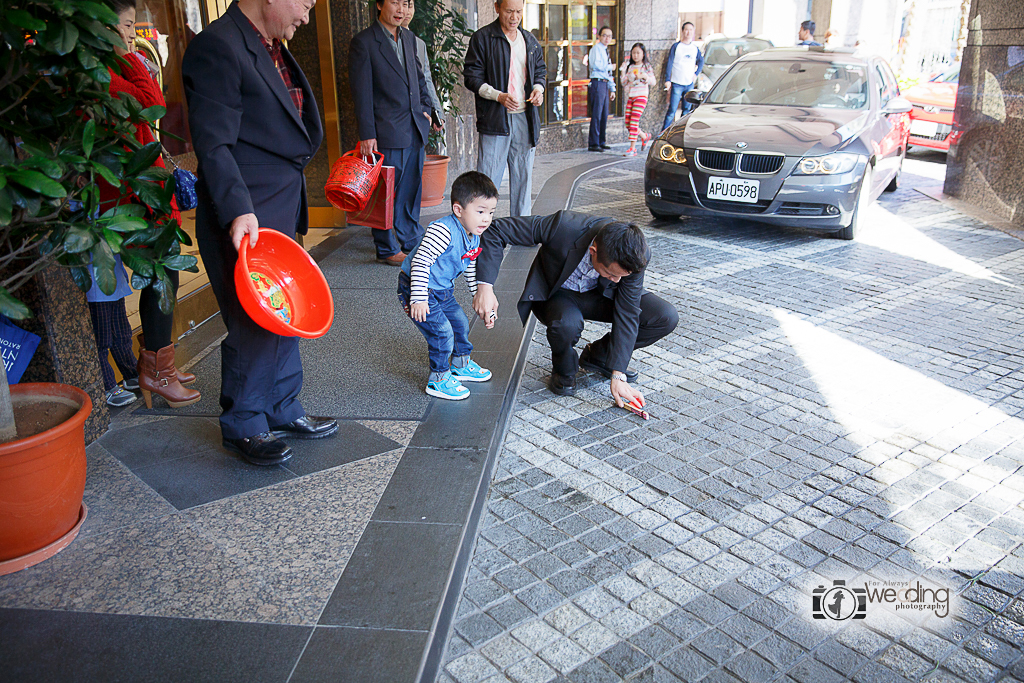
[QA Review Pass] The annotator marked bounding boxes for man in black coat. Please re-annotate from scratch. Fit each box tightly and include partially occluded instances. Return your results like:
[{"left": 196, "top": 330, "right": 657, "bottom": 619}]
[
  {"left": 350, "top": 0, "right": 433, "bottom": 265},
  {"left": 182, "top": 0, "right": 338, "bottom": 466},
  {"left": 473, "top": 212, "right": 679, "bottom": 406}
]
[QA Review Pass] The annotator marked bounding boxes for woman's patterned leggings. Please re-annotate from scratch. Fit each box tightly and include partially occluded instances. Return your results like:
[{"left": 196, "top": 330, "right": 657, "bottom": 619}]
[{"left": 625, "top": 95, "right": 648, "bottom": 144}]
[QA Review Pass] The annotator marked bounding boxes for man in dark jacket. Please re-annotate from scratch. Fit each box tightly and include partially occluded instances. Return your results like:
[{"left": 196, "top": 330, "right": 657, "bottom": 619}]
[
  {"left": 472, "top": 212, "right": 678, "bottom": 405},
  {"left": 464, "top": 0, "right": 546, "bottom": 217},
  {"left": 350, "top": 0, "right": 433, "bottom": 265},
  {"left": 182, "top": 0, "right": 338, "bottom": 466}
]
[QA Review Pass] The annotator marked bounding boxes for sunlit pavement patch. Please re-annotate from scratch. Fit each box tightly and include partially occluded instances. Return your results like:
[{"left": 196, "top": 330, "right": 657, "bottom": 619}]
[{"left": 439, "top": 157, "right": 1024, "bottom": 683}]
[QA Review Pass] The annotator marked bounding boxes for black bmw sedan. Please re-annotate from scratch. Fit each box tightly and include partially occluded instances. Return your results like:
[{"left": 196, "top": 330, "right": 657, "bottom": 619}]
[{"left": 645, "top": 48, "right": 912, "bottom": 240}]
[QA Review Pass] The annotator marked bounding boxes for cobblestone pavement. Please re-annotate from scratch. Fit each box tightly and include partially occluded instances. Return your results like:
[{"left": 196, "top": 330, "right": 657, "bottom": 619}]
[{"left": 437, "top": 155, "right": 1024, "bottom": 683}]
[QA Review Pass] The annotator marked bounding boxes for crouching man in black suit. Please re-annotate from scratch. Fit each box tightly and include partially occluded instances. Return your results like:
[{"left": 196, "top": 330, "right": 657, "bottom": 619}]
[{"left": 472, "top": 212, "right": 678, "bottom": 406}]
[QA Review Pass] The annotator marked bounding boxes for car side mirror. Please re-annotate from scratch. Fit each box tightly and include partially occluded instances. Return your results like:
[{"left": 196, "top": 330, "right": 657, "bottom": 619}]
[
  {"left": 883, "top": 96, "right": 913, "bottom": 114},
  {"left": 684, "top": 89, "right": 706, "bottom": 106}
]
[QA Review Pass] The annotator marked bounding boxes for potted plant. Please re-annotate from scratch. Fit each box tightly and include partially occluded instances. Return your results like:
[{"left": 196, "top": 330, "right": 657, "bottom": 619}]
[
  {"left": 0, "top": 0, "right": 197, "bottom": 574},
  {"left": 410, "top": 0, "right": 474, "bottom": 206}
]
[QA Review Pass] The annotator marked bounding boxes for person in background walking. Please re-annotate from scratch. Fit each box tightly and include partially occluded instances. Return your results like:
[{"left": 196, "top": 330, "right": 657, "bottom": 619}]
[
  {"left": 463, "top": 0, "right": 547, "bottom": 217},
  {"left": 351, "top": 0, "right": 432, "bottom": 266},
  {"left": 662, "top": 21, "right": 703, "bottom": 131},
  {"left": 798, "top": 20, "right": 822, "bottom": 46},
  {"left": 619, "top": 42, "right": 655, "bottom": 157},
  {"left": 401, "top": 0, "right": 445, "bottom": 142},
  {"left": 587, "top": 26, "right": 615, "bottom": 152}
]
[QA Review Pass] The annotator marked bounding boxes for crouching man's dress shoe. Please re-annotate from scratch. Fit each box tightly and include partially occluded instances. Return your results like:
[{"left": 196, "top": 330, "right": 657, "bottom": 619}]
[
  {"left": 223, "top": 432, "right": 293, "bottom": 466},
  {"left": 549, "top": 372, "right": 577, "bottom": 397},
  {"left": 270, "top": 415, "right": 339, "bottom": 440}
]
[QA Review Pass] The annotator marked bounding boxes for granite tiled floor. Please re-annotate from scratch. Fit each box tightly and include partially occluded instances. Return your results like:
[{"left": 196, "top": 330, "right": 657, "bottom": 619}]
[
  {"left": 438, "top": 153, "right": 1024, "bottom": 683},
  {"left": 0, "top": 421, "right": 409, "bottom": 625}
]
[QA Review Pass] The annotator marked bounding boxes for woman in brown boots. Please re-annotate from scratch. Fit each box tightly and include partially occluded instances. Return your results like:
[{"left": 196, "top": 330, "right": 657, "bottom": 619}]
[{"left": 107, "top": 0, "right": 200, "bottom": 409}]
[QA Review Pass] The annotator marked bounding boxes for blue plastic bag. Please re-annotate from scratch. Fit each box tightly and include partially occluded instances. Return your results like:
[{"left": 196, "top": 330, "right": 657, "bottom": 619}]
[{"left": 0, "top": 317, "right": 42, "bottom": 384}]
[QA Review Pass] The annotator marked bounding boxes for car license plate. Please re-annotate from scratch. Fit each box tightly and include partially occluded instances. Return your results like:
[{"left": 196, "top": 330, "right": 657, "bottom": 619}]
[
  {"left": 706, "top": 177, "right": 759, "bottom": 204},
  {"left": 910, "top": 119, "right": 938, "bottom": 137}
]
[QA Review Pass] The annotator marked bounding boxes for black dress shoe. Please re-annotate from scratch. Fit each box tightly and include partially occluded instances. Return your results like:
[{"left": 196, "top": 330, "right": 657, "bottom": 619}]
[
  {"left": 223, "top": 432, "right": 293, "bottom": 466},
  {"left": 579, "top": 343, "right": 639, "bottom": 382},
  {"left": 270, "top": 415, "right": 339, "bottom": 440},
  {"left": 588, "top": 145, "right": 603, "bottom": 152},
  {"left": 600, "top": 144, "right": 611, "bottom": 150},
  {"left": 549, "top": 372, "right": 577, "bottom": 396}
]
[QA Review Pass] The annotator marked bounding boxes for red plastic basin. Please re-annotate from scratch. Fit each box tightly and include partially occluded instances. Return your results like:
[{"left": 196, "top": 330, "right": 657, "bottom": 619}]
[{"left": 234, "top": 228, "right": 334, "bottom": 338}]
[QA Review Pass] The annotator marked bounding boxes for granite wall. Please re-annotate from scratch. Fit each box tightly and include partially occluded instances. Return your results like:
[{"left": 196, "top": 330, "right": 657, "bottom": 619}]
[
  {"left": 14, "top": 266, "right": 110, "bottom": 443},
  {"left": 290, "top": 7, "right": 332, "bottom": 208},
  {"left": 331, "top": 0, "right": 375, "bottom": 155},
  {"left": 944, "top": 0, "right": 1024, "bottom": 226}
]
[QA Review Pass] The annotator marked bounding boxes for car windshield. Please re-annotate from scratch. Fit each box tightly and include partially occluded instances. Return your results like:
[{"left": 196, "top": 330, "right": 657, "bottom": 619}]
[
  {"left": 933, "top": 69, "right": 960, "bottom": 84},
  {"left": 706, "top": 60, "right": 870, "bottom": 109},
  {"left": 703, "top": 38, "right": 773, "bottom": 67}
]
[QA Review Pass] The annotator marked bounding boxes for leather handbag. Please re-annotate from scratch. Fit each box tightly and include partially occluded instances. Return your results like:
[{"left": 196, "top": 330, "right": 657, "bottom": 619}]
[
  {"left": 347, "top": 165, "right": 395, "bottom": 231},
  {"left": 325, "top": 150, "right": 384, "bottom": 213},
  {"left": 161, "top": 146, "right": 198, "bottom": 210}
]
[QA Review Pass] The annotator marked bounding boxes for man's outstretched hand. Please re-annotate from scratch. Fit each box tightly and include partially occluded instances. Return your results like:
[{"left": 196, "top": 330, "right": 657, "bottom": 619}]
[
  {"left": 611, "top": 377, "right": 644, "bottom": 409},
  {"left": 473, "top": 283, "right": 499, "bottom": 325}
]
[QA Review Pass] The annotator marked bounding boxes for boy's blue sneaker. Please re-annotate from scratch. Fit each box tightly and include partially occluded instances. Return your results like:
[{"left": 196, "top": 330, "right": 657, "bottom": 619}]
[
  {"left": 426, "top": 373, "right": 470, "bottom": 400},
  {"left": 451, "top": 359, "right": 492, "bottom": 382}
]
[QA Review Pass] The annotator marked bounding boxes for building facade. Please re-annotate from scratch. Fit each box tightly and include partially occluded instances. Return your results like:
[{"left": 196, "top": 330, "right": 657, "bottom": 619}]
[{"left": 131, "top": 0, "right": 682, "bottom": 224}]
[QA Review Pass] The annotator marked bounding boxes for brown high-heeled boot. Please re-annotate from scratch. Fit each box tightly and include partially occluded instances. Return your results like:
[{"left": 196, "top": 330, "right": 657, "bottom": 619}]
[
  {"left": 138, "top": 334, "right": 196, "bottom": 385},
  {"left": 138, "top": 345, "right": 201, "bottom": 409}
]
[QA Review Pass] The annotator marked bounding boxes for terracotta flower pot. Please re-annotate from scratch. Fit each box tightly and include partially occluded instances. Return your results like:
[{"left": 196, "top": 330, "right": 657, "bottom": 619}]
[
  {"left": 0, "top": 383, "right": 91, "bottom": 575},
  {"left": 420, "top": 154, "right": 451, "bottom": 208}
]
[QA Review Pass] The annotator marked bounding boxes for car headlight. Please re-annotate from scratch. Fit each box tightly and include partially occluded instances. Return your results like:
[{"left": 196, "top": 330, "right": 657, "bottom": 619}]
[
  {"left": 654, "top": 141, "right": 687, "bottom": 165},
  {"left": 794, "top": 153, "right": 861, "bottom": 175}
]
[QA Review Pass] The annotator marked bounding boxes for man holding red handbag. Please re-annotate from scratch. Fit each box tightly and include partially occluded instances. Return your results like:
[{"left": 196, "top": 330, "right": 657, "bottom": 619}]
[{"left": 349, "top": 0, "right": 433, "bottom": 265}]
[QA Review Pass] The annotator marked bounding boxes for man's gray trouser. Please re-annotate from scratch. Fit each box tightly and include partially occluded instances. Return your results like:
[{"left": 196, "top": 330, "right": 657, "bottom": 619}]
[{"left": 477, "top": 111, "right": 535, "bottom": 217}]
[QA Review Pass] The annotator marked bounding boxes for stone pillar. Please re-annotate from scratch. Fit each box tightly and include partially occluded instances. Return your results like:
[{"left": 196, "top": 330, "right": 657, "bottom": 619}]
[
  {"left": 944, "top": 0, "right": 1024, "bottom": 226},
  {"left": 289, "top": 6, "right": 332, "bottom": 209},
  {"left": 811, "top": 0, "right": 832, "bottom": 45},
  {"left": 15, "top": 266, "right": 110, "bottom": 443},
  {"left": 330, "top": 0, "right": 374, "bottom": 155}
]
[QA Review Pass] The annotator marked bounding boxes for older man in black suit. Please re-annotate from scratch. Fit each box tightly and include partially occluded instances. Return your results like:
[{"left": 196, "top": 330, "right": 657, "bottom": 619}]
[
  {"left": 473, "top": 212, "right": 678, "bottom": 406},
  {"left": 182, "top": 0, "right": 338, "bottom": 466},
  {"left": 349, "top": 0, "right": 432, "bottom": 266}
]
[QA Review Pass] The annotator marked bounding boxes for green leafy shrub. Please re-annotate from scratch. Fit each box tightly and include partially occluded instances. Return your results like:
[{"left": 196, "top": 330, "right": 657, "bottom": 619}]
[{"left": 0, "top": 0, "right": 197, "bottom": 320}]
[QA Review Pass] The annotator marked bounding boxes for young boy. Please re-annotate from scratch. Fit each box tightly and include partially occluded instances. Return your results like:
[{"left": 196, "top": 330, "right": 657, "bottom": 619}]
[{"left": 398, "top": 172, "right": 498, "bottom": 400}]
